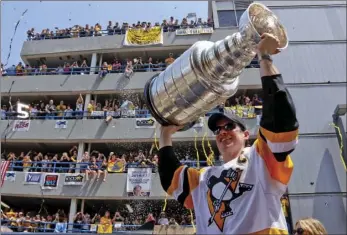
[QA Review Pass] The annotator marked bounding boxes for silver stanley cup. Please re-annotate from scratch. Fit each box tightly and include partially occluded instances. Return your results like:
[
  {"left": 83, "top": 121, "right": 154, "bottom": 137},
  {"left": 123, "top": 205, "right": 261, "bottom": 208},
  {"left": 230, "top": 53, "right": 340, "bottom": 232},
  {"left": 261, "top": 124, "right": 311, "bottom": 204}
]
[{"left": 144, "top": 3, "right": 288, "bottom": 129}]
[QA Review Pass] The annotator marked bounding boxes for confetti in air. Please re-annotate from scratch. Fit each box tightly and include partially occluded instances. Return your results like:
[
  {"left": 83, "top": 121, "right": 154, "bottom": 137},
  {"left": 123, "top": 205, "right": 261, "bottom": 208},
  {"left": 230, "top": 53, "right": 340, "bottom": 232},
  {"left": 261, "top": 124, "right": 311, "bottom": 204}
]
[{"left": 3, "top": 9, "right": 29, "bottom": 67}]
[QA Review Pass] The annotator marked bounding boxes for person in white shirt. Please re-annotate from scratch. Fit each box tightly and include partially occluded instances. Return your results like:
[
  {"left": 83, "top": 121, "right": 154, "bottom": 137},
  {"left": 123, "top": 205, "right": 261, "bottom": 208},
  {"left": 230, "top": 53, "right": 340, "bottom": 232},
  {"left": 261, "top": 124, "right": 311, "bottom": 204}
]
[{"left": 158, "top": 33, "right": 299, "bottom": 234}]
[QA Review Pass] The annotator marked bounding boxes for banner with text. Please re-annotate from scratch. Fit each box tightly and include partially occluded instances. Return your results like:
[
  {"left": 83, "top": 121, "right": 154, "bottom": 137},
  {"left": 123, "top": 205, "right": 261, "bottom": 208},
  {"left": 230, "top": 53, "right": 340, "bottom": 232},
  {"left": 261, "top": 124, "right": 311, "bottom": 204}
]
[
  {"left": 121, "top": 109, "right": 136, "bottom": 118},
  {"left": 124, "top": 27, "right": 163, "bottom": 46},
  {"left": 135, "top": 117, "right": 156, "bottom": 129},
  {"left": 63, "top": 173, "right": 85, "bottom": 185},
  {"left": 13, "top": 120, "right": 30, "bottom": 131},
  {"left": 5, "top": 171, "right": 16, "bottom": 182},
  {"left": 24, "top": 172, "right": 42, "bottom": 185},
  {"left": 176, "top": 27, "right": 214, "bottom": 36},
  {"left": 55, "top": 120, "right": 68, "bottom": 129},
  {"left": 127, "top": 167, "right": 152, "bottom": 197},
  {"left": 91, "top": 111, "right": 105, "bottom": 117},
  {"left": 42, "top": 173, "right": 60, "bottom": 189}
]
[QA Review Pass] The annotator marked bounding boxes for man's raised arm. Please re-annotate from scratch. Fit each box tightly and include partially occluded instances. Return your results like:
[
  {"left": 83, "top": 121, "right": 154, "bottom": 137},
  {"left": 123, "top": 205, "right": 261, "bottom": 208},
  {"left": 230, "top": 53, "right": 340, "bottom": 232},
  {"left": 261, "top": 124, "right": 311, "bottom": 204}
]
[
  {"left": 255, "top": 34, "right": 299, "bottom": 185},
  {"left": 158, "top": 126, "right": 200, "bottom": 209}
]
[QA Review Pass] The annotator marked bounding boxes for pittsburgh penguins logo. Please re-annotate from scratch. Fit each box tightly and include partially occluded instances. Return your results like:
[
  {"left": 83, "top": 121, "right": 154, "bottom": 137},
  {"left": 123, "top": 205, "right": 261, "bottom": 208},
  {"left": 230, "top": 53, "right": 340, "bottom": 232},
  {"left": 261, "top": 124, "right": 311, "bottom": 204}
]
[{"left": 206, "top": 168, "right": 254, "bottom": 232}]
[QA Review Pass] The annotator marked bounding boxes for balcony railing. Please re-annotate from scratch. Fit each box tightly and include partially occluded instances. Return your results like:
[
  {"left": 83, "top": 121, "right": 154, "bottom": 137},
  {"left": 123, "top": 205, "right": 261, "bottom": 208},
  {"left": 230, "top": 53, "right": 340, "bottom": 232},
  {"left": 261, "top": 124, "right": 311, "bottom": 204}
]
[
  {"left": 1, "top": 110, "right": 151, "bottom": 120},
  {"left": 3, "top": 64, "right": 167, "bottom": 77},
  {"left": 4, "top": 160, "right": 220, "bottom": 173},
  {"left": 1, "top": 106, "right": 260, "bottom": 121},
  {"left": 1, "top": 219, "right": 183, "bottom": 233},
  {"left": 3, "top": 60, "right": 260, "bottom": 77}
]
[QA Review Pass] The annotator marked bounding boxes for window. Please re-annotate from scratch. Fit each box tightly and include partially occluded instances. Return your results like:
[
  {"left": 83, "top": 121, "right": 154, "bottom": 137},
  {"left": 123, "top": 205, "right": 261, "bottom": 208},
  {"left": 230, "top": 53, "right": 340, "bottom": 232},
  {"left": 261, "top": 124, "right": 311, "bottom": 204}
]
[{"left": 217, "top": 10, "right": 245, "bottom": 27}]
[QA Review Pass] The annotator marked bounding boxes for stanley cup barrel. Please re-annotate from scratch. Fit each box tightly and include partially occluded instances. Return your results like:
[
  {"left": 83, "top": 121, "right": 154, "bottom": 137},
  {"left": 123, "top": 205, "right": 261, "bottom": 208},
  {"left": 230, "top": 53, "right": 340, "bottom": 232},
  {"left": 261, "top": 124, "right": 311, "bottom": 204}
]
[{"left": 144, "top": 3, "right": 288, "bottom": 129}]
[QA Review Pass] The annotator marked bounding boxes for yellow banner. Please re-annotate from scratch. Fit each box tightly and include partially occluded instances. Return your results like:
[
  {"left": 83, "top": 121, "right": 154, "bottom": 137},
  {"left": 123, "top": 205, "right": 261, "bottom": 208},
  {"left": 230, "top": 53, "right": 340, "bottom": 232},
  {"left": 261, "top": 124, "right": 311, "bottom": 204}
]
[
  {"left": 107, "top": 160, "right": 124, "bottom": 173},
  {"left": 124, "top": 27, "right": 163, "bottom": 46}
]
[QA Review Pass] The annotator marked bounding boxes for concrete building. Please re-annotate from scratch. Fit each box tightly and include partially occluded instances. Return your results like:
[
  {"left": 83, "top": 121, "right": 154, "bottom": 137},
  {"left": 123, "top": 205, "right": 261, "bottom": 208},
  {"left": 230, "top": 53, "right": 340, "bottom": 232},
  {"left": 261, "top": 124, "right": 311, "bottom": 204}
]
[{"left": 1, "top": 0, "right": 346, "bottom": 233}]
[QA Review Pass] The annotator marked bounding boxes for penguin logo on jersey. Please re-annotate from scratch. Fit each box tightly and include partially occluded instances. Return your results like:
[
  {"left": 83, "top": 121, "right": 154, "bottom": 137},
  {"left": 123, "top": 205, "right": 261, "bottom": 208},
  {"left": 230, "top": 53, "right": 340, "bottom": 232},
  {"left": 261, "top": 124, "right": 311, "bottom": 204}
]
[{"left": 206, "top": 168, "right": 254, "bottom": 232}]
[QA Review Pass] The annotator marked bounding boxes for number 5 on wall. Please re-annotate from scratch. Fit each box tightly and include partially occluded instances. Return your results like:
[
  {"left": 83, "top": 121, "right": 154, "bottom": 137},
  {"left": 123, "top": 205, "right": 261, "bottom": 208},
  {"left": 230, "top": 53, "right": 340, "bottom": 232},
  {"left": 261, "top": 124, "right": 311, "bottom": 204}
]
[{"left": 17, "top": 103, "right": 30, "bottom": 119}]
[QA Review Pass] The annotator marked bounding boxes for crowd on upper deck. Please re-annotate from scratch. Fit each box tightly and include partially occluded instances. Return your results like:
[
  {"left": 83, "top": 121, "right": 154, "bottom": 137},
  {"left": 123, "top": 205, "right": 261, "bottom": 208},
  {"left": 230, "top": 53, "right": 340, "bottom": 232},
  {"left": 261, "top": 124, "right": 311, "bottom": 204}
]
[
  {"left": 2, "top": 139, "right": 216, "bottom": 177},
  {"left": 3, "top": 146, "right": 158, "bottom": 182},
  {"left": 1, "top": 91, "right": 262, "bottom": 121},
  {"left": 1, "top": 53, "right": 180, "bottom": 77},
  {"left": 26, "top": 16, "right": 214, "bottom": 41}
]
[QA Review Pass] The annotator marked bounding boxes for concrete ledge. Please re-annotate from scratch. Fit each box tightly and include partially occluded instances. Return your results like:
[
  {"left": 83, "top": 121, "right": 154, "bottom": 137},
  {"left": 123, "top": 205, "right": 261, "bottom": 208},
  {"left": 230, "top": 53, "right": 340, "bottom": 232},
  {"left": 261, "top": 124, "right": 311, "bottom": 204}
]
[
  {"left": 1, "top": 68, "right": 260, "bottom": 95},
  {"left": 0, "top": 118, "right": 259, "bottom": 142}
]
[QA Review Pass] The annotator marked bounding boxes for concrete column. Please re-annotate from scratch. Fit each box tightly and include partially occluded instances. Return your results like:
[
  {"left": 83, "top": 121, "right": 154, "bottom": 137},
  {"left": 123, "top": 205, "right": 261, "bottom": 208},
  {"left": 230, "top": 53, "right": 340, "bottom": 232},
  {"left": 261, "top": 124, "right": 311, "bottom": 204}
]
[
  {"left": 99, "top": 54, "right": 103, "bottom": 68},
  {"left": 87, "top": 143, "right": 91, "bottom": 154},
  {"left": 83, "top": 94, "right": 91, "bottom": 119},
  {"left": 81, "top": 199, "right": 85, "bottom": 214},
  {"left": 68, "top": 199, "right": 77, "bottom": 232},
  {"left": 89, "top": 53, "right": 97, "bottom": 75},
  {"left": 232, "top": 0, "right": 239, "bottom": 26},
  {"left": 76, "top": 142, "right": 84, "bottom": 173},
  {"left": 212, "top": 1, "right": 219, "bottom": 28}
]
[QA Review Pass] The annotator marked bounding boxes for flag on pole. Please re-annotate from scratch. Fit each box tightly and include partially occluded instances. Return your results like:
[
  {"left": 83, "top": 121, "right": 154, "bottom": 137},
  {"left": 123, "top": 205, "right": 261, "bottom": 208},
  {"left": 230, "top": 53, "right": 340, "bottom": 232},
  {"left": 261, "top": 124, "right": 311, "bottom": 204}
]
[{"left": 0, "top": 161, "right": 10, "bottom": 187}]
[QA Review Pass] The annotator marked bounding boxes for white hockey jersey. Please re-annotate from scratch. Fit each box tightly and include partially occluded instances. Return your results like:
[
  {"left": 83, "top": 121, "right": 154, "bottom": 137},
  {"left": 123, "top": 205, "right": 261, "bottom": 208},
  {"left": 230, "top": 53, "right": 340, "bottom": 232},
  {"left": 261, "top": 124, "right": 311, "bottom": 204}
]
[{"left": 166, "top": 127, "right": 298, "bottom": 234}]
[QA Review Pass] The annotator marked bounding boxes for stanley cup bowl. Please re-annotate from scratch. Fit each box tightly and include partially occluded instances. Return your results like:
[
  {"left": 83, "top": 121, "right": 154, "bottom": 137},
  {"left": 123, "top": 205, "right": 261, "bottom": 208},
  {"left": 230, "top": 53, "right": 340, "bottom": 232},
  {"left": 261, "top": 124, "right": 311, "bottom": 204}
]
[{"left": 144, "top": 2, "right": 288, "bottom": 130}]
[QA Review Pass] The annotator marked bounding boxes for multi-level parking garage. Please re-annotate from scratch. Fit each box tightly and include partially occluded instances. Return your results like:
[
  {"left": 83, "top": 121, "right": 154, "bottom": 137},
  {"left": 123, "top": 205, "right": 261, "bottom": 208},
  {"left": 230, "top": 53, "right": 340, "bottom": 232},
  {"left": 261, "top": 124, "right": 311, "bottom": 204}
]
[{"left": 1, "top": 0, "right": 346, "bottom": 234}]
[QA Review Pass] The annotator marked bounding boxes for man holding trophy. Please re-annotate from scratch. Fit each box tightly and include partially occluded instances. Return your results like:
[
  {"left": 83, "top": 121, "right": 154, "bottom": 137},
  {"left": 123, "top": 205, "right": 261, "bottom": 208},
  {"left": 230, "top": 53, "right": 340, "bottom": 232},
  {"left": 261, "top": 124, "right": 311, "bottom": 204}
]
[{"left": 143, "top": 3, "right": 299, "bottom": 234}]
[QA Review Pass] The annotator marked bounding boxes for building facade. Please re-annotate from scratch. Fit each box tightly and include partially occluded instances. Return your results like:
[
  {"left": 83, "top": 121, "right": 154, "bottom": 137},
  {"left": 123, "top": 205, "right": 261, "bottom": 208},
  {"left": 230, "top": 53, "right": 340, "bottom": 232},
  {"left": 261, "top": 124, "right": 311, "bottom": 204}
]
[{"left": 1, "top": 0, "right": 346, "bottom": 233}]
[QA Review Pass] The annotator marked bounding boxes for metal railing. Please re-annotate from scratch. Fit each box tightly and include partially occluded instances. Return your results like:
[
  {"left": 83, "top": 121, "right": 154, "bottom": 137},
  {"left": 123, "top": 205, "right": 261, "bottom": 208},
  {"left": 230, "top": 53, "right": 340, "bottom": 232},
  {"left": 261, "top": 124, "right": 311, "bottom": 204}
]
[
  {"left": 3, "top": 62, "right": 260, "bottom": 77},
  {"left": 1, "top": 106, "right": 260, "bottom": 121},
  {"left": 1, "top": 219, "right": 195, "bottom": 233},
  {"left": 5, "top": 160, "right": 220, "bottom": 173},
  {"left": 3, "top": 60, "right": 260, "bottom": 78},
  {"left": 0, "top": 219, "right": 150, "bottom": 233},
  {"left": 3, "top": 64, "right": 167, "bottom": 77},
  {"left": 1, "top": 110, "right": 152, "bottom": 121}
]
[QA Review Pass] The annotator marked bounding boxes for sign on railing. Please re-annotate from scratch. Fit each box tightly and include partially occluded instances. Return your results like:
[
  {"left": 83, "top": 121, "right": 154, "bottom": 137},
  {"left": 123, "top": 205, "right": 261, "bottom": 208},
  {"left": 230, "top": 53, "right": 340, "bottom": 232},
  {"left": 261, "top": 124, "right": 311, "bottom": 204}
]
[
  {"left": 91, "top": 111, "right": 105, "bottom": 117},
  {"left": 127, "top": 167, "right": 152, "bottom": 197},
  {"left": 135, "top": 117, "right": 156, "bottom": 129},
  {"left": 12, "top": 120, "right": 30, "bottom": 131},
  {"left": 121, "top": 109, "right": 136, "bottom": 118},
  {"left": 176, "top": 27, "right": 214, "bottom": 36}
]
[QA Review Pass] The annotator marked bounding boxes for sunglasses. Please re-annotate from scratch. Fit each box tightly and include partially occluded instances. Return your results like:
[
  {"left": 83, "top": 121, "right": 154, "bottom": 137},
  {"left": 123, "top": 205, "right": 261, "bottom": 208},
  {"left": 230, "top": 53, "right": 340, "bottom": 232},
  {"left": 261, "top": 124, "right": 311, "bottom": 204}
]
[
  {"left": 293, "top": 228, "right": 304, "bottom": 235},
  {"left": 213, "top": 122, "right": 236, "bottom": 135}
]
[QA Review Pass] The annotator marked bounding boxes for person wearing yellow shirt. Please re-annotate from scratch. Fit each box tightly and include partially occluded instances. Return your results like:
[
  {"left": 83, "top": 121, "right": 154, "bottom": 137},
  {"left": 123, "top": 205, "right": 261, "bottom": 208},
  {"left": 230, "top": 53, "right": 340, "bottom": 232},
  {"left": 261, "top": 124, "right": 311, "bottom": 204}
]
[
  {"left": 56, "top": 100, "right": 67, "bottom": 118},
  {"left": 94, "top": 23, "right": 102, "bottom": 36},
  {"left": 97, "top": 211, "right": 113, "bottom": 234},
  {"left": 22, "top": 155, "right": 32, "bottom": 172},
  {"left": 165, "top": 53, "right": 175, "bottom": 66},
  {"left": 87, "top": 100, "right": 95, "bottom": 117}
]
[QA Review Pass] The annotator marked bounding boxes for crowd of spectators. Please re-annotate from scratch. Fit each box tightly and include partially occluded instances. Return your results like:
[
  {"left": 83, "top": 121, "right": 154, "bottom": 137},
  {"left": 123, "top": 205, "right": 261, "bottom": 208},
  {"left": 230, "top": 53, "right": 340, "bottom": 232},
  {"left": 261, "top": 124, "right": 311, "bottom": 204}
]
[
  {"left": 1, "top": 209, "right": 66, "bottom": 233},
  {"left": 1, "top": 52, "right": 259, "bottom": 77},
  {"left": 0, "top": 94, "right": 151, "bottom": 121},
  {"left": 0, "top": 199, "right": 195, "bottom": 233},
  {"left": 2, "top": 143, "right": 164, "bottom": 176},
  {"left": 1, "top": 53, "right": 178, "bottom": 77},
  {"left": 1, "top": 195, "right": 292, "bottom": 233},
  {"left": 26, "top": 16, "right": 214, "bottom": 41},
  {"left": 1, "top": 92, "right": 261, "bottom": 121}
]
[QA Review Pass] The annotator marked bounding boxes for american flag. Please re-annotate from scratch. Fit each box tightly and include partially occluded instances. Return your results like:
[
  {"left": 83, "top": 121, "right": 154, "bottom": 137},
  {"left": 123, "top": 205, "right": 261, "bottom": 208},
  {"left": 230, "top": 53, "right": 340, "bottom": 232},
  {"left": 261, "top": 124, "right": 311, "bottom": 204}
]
[{"left": 0, "top": 160, "right": 10, "bottom": 187}]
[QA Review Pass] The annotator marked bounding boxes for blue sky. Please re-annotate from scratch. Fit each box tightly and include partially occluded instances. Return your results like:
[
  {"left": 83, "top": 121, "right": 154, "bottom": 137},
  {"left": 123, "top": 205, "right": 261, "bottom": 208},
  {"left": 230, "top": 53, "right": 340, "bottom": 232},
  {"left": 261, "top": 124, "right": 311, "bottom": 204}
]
[{"left": 1, "top": 1, "right": 208, "bottom": 67}]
